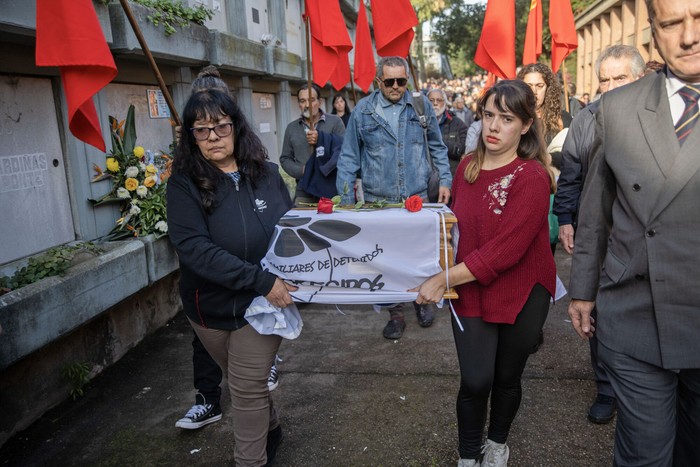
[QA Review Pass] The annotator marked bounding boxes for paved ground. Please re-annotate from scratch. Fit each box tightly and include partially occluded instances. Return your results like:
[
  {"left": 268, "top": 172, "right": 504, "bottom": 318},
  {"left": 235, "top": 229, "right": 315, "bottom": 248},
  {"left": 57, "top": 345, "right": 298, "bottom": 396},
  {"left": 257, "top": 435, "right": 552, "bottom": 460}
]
[{"left": 0, "top": 249, "right": 615, "bottom": 466}]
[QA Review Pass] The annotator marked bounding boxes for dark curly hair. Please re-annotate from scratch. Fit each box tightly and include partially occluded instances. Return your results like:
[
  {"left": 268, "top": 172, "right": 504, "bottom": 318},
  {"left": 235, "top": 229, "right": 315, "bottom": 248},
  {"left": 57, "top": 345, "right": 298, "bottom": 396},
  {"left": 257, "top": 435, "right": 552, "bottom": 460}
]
[
  {"left": 465, "top": 80, "right": 555, "bottom": 193},
  {"left": 172, "top": 89, "right": 269, "bottom": 213},
  {"left": 517, "top": 63, "right": 563, "bottom": 143}
]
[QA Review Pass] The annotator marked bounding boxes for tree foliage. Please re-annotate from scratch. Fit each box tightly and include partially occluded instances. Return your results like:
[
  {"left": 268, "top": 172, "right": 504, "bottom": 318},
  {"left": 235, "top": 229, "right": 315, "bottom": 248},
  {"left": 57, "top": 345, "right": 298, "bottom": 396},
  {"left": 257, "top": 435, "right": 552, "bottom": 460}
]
[{"left": 431, "top": 0, "right": 590, "bottom": 77}]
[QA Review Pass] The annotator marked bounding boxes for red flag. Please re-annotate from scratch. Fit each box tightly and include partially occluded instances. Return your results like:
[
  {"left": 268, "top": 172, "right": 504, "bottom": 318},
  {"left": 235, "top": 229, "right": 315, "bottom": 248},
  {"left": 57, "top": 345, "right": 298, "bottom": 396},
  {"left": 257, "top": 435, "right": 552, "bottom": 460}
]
[
  {"left": 549, "top": 0, "right": 578, "bottom": 73},
  {"left": 522, "top": 0, "right": 542, "bottom": 65},
  {"left": 370, "top": 0, "right": 418, "bottom": 57},
  {"left": 36, "top": 0, "right": 117, "bottom": 152},
  {"left": 305, "top": 0, "right": 353, "bottom": 89},
  {"left": 330, "top": 52, "right": 351, "bottom": 91},
  {"left": 353, "top": 2, "right": 376, "bottom": 93},
  {"left": 474, "top": 0, "right": 516, "bottom": 79}
]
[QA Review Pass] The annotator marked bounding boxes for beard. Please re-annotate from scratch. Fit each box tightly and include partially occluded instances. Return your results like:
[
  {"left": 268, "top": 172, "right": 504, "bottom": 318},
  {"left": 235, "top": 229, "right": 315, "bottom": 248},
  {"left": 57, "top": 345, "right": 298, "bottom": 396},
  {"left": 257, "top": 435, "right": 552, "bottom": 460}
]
[
  {"left": 435, "top": 105, "right": 446, "bottom": 117},
  {"left": 301, "top": 109, "right": 311, "bottom": 119}
]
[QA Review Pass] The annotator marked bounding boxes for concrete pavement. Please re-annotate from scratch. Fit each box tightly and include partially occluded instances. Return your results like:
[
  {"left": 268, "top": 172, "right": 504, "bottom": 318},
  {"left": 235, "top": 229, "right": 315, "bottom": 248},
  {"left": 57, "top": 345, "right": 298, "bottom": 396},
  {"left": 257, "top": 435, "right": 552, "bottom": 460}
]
[{"left": 0, "top": 249, "right": 615, "bottom": 466}]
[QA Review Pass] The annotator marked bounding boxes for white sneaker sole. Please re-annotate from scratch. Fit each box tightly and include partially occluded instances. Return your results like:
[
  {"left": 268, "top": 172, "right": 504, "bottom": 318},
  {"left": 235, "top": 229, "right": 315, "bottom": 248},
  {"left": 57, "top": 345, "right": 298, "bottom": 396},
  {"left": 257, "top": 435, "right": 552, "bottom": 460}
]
[{"left": 175, "top": 413, "right": 222, "bottom": 430}]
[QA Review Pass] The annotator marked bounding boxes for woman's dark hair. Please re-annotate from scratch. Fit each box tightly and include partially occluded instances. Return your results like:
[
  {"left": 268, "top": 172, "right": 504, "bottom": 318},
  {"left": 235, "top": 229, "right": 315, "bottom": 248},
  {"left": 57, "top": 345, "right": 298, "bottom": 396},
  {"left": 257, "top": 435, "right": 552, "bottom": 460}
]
[
  {"left": 517, "top": 63, "right": 563, "bottom": 142},
  {"left": 331, "top": 94, "right": 350, "bottom": 115},
  {"left": 465, "top": 80, "right": 555, "bottom": 193},
  {"left": 173, "top": 89, "right": 269, "bottom": 213}
]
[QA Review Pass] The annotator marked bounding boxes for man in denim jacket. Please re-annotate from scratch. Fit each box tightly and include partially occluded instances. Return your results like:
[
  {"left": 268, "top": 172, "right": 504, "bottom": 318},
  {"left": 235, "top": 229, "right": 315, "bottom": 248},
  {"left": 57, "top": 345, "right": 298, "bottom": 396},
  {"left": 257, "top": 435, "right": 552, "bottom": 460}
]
[{"left": 336, "top": 56, "right": 452, "bottom": 339}]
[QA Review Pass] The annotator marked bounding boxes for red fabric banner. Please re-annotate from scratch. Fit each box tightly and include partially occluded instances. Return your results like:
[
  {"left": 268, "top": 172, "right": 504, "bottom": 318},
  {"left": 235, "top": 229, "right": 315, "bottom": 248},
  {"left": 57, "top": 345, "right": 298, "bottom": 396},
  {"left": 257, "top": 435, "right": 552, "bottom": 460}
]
[
  {"left": 305, "top": 0, "right": 353, "bottom": 89},
  {"left": 549, "top": 0, "right": 578, "bottom": 73},
  {"left": 35, "top": 0, "right": 117, "bottom": 152},
  {"left": 353, "top": 2, "right": 376, "bottom": 93},
  {"left": 370, "top": 0, "right": 418, "bottom": 58},
  {"left": 474, "top": 0, "right": 516, "bottom": 79},
  {"left": 522, "top": 0, "right": 542, "bottom": 65}
]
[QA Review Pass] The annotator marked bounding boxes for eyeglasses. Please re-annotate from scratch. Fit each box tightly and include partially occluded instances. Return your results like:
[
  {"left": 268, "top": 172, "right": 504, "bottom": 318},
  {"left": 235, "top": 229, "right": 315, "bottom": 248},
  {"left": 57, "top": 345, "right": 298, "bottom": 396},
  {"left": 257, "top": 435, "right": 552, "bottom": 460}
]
[
  {"left": 429, "top": 98, "right": 445, "bottom": 104},
  {"left": 381, "top": 77, "right": 408, "bottom": 87},
  {"left": 190, "top": 123, "right": 234, "bottom": 141}
]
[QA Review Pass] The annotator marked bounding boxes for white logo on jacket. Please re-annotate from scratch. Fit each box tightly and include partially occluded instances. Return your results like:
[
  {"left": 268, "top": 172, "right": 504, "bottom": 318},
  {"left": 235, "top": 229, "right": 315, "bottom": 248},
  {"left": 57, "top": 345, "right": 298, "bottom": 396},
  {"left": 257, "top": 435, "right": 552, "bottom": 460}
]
[{"left": 255, "top": 199, "right": 268, "bottom": 212}]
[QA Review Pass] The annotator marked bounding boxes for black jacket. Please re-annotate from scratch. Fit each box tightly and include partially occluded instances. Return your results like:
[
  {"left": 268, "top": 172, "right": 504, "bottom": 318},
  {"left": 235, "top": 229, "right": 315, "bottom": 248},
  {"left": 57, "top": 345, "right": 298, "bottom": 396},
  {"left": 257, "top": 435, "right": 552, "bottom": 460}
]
[
  {"left": 438, "top": 110, "right": 469, "bottom": 174},
  {"left": 167, "top": 162, "right": 293, "bottom": 330},
  {"left": 553, "top": 100, "right": 599, "bottom": 226}
]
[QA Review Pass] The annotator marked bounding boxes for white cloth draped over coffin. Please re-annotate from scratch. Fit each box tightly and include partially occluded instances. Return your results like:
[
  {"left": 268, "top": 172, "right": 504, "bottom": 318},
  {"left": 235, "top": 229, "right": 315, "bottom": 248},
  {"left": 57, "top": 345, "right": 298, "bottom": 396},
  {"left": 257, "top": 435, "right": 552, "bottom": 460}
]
[{"left": 262, "top": 207, "right": 454, "bottom": 304}]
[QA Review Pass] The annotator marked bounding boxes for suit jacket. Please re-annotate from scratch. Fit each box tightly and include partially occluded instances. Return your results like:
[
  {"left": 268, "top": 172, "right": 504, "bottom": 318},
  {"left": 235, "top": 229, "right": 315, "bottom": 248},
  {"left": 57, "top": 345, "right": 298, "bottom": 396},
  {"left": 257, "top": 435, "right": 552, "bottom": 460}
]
[{"left": 570, "top": 70, "right": 700, "bottom": 369}]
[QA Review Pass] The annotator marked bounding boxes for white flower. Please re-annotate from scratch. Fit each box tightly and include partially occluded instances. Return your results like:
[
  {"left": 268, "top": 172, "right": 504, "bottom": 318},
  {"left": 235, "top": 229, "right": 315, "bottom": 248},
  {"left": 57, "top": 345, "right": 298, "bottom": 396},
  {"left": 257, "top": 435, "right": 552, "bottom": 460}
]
[
  {"left": 117, "top": 187, "right": 131, "bottom": 199},
  {"left": 129, "top": 203, "right": 141, "bottom": 215},
  {"left": 136, "top": 185, "right": 148, "bottom": 198},
  {"left": 139, "top": 162, "right": 147, "bottom": 172},
  {"left": 155, "top": 221, "right": 168, "bottom": 233},
  {"left": 125, "top": 166, "right": 140, "bottom": 178}
]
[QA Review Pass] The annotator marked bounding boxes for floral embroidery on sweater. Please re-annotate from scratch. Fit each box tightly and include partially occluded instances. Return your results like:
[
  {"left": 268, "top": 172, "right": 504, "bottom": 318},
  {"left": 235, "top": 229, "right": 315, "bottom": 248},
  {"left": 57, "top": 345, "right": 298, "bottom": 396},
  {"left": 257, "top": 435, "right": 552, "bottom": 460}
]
[{"left": 485, "top": 163, "right": 525, "bottom": 214}]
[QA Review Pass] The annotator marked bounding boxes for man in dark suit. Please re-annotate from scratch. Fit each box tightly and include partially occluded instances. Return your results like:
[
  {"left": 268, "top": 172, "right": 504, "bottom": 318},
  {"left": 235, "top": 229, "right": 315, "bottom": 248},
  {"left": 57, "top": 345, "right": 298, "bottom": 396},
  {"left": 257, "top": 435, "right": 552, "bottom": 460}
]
[{"left": 567, "top": 0, "right": 700, "bottom": 464}]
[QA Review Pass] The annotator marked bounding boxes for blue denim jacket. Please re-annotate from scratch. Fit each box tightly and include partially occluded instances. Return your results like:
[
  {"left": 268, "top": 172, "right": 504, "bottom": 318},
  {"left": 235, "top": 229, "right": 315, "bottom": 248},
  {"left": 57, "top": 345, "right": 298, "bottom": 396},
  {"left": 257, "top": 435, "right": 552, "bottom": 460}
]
[{"left": 336, "top": 90, "right": 452, "bottom": 204}]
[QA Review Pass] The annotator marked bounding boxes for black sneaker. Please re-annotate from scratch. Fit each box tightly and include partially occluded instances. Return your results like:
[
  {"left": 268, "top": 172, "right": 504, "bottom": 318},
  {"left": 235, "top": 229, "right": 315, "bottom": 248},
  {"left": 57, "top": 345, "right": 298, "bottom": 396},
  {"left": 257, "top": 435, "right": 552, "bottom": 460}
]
[
  {"left": 268, "top": 364, "right": 279, "bottom": 392},
  {"left": 587, "top": 394, "right": 616, "bottom": 424},
  {"left": 264, "top": 425, "right": 283, "bottom": 466},
  {"left": 175, "top": 394, "right": 222, "bottom": 430}
]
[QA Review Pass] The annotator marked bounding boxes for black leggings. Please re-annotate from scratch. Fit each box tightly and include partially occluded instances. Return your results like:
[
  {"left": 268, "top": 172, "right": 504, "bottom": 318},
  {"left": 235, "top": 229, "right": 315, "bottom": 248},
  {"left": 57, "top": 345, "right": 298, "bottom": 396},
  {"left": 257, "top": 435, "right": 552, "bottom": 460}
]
[{"left": 452, "top": 284, "right": 550, "bottom": 459}]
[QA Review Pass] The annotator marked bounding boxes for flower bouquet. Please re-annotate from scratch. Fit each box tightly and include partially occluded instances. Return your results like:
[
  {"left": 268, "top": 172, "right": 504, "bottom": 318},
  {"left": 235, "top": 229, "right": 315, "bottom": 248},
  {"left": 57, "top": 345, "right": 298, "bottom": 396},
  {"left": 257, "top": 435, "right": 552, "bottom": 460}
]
[{"left": 90, "top": 105, "right": 172, "bottom": 239}]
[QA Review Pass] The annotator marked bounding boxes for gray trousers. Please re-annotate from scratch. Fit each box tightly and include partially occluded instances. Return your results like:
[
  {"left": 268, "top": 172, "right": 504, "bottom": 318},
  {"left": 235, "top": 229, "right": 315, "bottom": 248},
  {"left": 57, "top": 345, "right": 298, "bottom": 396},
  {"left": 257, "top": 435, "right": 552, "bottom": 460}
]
[
  {"left": 190, "top": 320, "right": 281, "bottom": 467},
  {"left": 599, "top": 342, "right": 700, "bottom": 467},
  {"left": 590, "top": 307, "right": 614, "bottom": 397}
]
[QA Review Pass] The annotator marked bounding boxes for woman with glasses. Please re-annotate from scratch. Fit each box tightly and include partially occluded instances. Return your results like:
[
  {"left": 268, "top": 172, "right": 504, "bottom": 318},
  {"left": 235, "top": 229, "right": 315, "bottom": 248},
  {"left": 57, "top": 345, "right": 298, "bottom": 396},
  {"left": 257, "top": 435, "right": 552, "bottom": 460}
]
[
  {"left": 411, "top": 80, "right": 556, "bottom": 466},
  {"left": 167, "top": 88, "right": 296, "bottom": 466}
]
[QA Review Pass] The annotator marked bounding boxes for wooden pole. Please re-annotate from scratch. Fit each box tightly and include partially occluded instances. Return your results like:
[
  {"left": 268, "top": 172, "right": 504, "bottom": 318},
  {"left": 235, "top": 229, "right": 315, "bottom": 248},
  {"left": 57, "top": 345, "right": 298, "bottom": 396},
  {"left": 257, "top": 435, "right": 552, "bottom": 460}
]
[
  {"left": 561, "top": 57, "right": 570, "bottom": 114},
  {"left": 407, "top": 55, "right": 420, "bottom": 91},
  {"left": 304, "top": 14, "right": 315, "bottom": 130},
  {"left": 118, "top": 0, "right": 181, "bottom": 126},
  {"left": 349, "top": 72, "right": 358, "bottom": 106}
]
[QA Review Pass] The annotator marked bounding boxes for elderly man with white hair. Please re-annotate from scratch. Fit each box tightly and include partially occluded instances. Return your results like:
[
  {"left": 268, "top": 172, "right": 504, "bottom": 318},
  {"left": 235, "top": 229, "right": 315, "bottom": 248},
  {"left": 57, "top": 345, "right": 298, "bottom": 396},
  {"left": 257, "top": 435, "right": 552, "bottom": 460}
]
[{"left": 428, "top": 88, "right": 469, "bottom": 176}]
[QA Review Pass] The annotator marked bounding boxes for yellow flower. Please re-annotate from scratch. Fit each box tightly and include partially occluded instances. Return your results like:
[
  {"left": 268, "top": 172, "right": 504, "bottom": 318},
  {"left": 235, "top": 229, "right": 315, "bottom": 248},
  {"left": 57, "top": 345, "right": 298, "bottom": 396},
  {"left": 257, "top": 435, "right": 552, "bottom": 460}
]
[
  {"left": 145, "top": 164, "right": 158, "bottom": 175},
  {"left": 133, "top": 146, "right": 145, "bottom": 158},
  {"left": 124, "top": 178, "right": 139, "bottom": 191},
  {"left": 106, "top": 157, "right": 120, "bottom": 173},
  {"left": 143, "top": 176, "right": 156, "bottom": 188}
]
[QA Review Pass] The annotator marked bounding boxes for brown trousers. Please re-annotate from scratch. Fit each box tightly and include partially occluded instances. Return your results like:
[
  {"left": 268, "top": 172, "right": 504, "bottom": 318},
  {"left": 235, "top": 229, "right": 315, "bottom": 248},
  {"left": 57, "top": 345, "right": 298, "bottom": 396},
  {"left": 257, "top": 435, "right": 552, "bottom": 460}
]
[{"left": 189, "top": 319, "right": 281, "bottom": 466}]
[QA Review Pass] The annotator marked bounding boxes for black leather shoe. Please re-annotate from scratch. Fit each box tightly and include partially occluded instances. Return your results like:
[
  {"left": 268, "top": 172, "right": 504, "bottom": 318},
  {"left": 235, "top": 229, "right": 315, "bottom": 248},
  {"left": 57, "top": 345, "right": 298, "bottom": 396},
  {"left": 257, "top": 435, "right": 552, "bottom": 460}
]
[
  {"left": 414, "top": 303, "right": 435, "bottom": 327},
  {"left": 264, "top": 425, "right": 283, "bottom": 466},
  {"left": 383, "top": 319, "right": 406, "bottom": 339},
  {"left": 587, "top": 394, "right": 616, "bottom": 424}
]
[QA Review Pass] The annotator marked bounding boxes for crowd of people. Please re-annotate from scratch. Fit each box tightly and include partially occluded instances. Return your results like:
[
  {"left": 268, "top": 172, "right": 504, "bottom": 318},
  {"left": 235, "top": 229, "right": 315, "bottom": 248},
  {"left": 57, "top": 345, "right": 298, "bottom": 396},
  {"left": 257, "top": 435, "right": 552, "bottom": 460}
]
[{"left": 165, "top": 0, "right": 699, "bottom": 464}]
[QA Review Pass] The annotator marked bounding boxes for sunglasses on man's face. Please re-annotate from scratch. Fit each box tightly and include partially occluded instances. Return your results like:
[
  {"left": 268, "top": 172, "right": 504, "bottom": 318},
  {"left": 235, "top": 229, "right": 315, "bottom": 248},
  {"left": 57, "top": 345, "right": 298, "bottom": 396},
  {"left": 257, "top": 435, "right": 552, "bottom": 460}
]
[{"left": 381, "top": 77, "right": 408, "bottom": 87}]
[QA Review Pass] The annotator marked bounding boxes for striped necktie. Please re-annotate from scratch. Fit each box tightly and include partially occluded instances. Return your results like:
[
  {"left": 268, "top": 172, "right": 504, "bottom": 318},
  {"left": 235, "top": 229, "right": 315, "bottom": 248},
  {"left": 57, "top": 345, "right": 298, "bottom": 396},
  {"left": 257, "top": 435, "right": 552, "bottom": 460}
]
[{"left": 675, "top": 85, "right": 700, "bottom": 145}]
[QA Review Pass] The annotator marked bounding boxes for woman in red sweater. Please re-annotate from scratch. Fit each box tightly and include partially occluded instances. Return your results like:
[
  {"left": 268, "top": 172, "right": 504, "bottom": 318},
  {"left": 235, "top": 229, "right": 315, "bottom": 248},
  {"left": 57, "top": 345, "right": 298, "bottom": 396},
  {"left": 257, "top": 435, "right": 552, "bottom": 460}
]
[{"left": 412, "top": 80, "right": 556, "bottom": 467}]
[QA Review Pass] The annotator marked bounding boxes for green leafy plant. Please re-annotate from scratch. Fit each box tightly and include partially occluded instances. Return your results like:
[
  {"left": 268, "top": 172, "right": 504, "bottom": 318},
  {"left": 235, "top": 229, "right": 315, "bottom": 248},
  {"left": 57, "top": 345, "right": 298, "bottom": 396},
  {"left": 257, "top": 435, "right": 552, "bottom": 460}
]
[
  {"left": 100, "top": 0, "right": 215, "bottom": 36},
  {"left": 90, "top": 105, "right": 172, "bottom": 240},
  {"left": 61, "top": 362, "right": 91, "bottom": 400},
  {"left": 0, "top": 243, "right": 103, "bottom": 295}
]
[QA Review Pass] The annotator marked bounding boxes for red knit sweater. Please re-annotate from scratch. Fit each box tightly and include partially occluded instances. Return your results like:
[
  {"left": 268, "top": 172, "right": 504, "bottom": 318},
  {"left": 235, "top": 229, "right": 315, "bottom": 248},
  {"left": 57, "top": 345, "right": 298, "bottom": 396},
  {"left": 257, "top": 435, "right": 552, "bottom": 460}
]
[{"left": 451, "top": 156, "right": 556, "bottom": 324}]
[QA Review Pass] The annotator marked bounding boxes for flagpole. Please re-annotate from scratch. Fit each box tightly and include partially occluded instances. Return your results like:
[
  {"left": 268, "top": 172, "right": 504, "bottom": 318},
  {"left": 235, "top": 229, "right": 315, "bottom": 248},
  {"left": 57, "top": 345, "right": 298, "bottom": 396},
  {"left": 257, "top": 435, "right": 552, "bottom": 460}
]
[
  {"left": 349, "top": 71, "right": 358, "bottom": 105},
  {"left": 304, "top": 14, "right": 315, "bottom": 131},
  {"left": 561, "top": 57, "right": 570, "bottom": 113},
  {"left": 118, "top": 0, "right": 181, "bottom": 126},
  {"left": 407, "top": 55, "right": 420, "bottom": 91}
]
